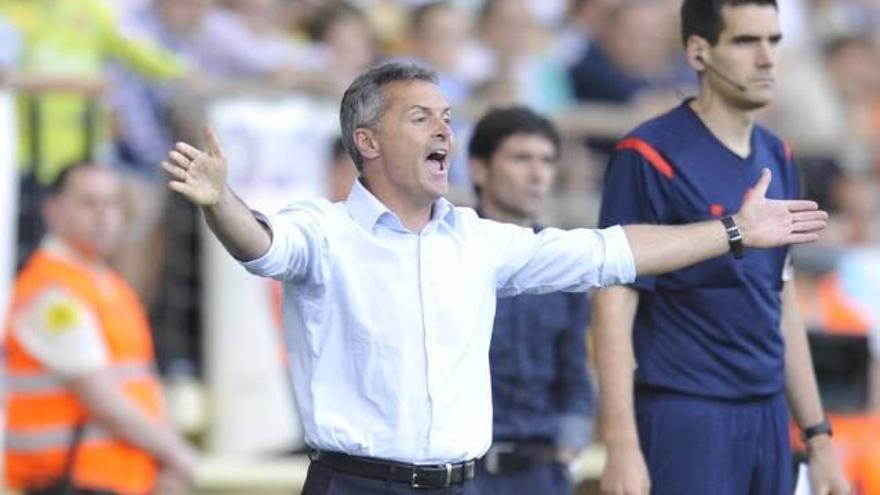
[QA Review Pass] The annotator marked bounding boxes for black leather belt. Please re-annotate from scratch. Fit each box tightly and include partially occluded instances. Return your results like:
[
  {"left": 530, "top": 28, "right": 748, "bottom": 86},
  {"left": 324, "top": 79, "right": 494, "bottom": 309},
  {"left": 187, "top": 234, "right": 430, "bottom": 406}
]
[
  {"left": 480, "top": 441, "right": 558, "bottom": 474},
  {"left": 311, "top": 450, "right": 477, "bottom": 489}
]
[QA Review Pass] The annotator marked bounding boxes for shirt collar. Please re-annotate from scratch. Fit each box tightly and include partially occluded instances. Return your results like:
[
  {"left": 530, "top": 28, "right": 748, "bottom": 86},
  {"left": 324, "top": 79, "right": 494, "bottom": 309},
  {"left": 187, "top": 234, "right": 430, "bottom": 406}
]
[{"left": 346, "top": 179, "right": 456, "bottom": 233}]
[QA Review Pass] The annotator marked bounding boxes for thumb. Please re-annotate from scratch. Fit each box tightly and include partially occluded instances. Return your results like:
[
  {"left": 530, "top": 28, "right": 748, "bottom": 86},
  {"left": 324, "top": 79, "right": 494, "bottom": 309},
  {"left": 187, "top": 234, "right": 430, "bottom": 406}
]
[
  {"left": 748, "top": 168, "right": 771, "bottom": 201},
  {"left": 204, "top": 126, "right": 224, "bottom": 158}
]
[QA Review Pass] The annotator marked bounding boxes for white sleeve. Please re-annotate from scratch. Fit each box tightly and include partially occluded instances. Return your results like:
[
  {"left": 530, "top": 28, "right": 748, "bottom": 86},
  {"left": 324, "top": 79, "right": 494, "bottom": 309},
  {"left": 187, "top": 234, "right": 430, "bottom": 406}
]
[
  {"left": 241, "top": 201, "right": 327, "bottom": 282},
  {"left": 12, "top": 286, "right": 109, "bottom": 377},
  {"left": 480, "top": 219, "right": 636, "bottom": 297}
]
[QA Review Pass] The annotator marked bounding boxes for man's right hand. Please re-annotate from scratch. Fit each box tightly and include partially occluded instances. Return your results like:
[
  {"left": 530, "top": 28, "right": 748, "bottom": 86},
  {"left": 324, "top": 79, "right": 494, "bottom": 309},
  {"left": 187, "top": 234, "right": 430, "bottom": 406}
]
[
  {"left": 600, "top": 445, "right": 651, "bottom": 495},
  {"left": 162, "top": 127, "right": 228, "bottom": 207}
]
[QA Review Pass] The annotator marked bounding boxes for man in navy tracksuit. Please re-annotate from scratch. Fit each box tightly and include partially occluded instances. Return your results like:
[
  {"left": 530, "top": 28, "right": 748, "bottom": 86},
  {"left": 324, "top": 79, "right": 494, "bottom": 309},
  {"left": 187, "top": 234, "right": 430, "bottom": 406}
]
[
  {"left": 469, "top": 107, "right": 592, "bottom": 495},
  {"left": 594, "top": 0, "right": 851, "bottom": 494}
]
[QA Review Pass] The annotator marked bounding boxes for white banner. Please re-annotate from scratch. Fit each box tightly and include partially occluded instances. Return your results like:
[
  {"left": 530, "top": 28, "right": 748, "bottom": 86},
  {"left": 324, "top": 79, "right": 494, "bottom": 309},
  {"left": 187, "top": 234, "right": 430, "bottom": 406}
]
[
  {"left": 208, "top": 96, "right": 338, "bottom": 214},
  {"left": 202, "top": 96, "right": 337, "bottom": 455}
]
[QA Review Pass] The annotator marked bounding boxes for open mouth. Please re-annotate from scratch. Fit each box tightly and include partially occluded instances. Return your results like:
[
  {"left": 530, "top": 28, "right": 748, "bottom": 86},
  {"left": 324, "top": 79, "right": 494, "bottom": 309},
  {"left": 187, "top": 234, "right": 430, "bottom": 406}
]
[{"left": 425, "top": 149, "right": 448, "bottom": 172}]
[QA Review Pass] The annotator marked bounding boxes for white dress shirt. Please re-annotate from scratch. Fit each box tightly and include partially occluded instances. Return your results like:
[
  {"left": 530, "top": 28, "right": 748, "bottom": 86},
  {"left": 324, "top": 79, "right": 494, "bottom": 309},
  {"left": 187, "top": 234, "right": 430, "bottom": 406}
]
[{"left": 242, "top": 180, "right": 635, "bottom": 464}]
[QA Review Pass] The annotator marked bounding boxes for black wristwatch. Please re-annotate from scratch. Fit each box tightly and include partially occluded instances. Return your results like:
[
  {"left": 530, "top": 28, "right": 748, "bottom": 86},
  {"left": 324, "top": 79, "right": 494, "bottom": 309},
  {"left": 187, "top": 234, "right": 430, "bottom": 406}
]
[
  {"left": 721, "top": 215, "right": 744, "bottom": 259},
  {"left": 801, "top": 419, "right": 833, "bottom": 442}
]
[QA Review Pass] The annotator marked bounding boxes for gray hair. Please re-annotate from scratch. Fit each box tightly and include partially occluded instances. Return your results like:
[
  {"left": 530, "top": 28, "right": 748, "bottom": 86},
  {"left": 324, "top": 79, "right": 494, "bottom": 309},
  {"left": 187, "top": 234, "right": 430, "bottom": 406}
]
[{"left": 340, "top": 62, "right": 439, "bottom": 172}]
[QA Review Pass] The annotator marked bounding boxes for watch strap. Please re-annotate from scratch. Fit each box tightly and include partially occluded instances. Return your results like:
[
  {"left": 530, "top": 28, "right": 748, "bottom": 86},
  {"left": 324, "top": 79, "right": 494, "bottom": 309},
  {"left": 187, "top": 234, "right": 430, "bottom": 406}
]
[
  {"left": 721, "top": 215, "right": 744, "bottom": 259},
  {"left": 802, "top": 418, "right": 833, "bottom": 442}
]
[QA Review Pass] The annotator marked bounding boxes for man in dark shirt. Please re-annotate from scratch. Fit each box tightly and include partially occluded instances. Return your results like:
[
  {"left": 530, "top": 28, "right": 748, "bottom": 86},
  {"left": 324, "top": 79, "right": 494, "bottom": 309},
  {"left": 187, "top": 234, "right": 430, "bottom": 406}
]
[
  {"left": 469, "top": 106, "right": 592, "bottom": 495},
  {"left": 594, "top": 1, "right": 850, "bottom": 494}
]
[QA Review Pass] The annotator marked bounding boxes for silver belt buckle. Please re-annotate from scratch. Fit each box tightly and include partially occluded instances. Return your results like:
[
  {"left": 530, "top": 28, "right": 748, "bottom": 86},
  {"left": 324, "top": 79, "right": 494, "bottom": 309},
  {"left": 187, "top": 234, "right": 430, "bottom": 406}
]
[{"left": 410, "top": 468, "right": 424, "bottom": 489}]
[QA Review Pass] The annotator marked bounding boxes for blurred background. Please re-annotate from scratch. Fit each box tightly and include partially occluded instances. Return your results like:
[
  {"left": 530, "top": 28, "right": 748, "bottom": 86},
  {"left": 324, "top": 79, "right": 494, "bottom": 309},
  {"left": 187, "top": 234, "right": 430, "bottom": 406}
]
[{"left": 0, "top": 0, "right": 878, "bottom": 493}]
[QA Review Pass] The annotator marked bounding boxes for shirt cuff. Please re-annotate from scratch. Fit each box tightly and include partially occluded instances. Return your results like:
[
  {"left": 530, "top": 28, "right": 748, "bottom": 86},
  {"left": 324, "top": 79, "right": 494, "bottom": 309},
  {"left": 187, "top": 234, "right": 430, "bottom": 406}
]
[
  {"left": 599, "top": 225, "right": 636, "bottom": 286},
  {"left": 555, "top": 413, "right": 595, "bottom": 452}
]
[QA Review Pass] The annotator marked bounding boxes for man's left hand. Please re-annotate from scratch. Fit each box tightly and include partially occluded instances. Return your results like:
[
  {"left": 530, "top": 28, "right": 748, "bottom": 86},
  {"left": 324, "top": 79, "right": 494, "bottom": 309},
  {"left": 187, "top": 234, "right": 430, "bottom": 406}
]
[{"left": 808, "top": 436, "right": 851, "bottom": 495}]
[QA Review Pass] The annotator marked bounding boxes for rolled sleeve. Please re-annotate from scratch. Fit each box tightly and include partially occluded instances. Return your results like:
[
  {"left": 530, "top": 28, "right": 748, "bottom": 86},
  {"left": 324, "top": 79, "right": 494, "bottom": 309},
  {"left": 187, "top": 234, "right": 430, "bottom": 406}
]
[
  {"left": 240, "top": 203, "right": 325, "bottom": 282},
  {"left": 598, "top": 225, "right": 636, "bottom": 287},
  {"left": 487, "top": 219, "right": 636, "bottom": 297}
]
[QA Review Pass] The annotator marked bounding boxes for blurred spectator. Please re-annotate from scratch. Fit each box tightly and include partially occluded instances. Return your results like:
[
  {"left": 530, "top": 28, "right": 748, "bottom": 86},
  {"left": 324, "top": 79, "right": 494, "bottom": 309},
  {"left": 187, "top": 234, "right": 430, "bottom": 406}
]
[
  {"left": 823, "top": 35, "right": 880, "bottom": 174},
  {"left": 569, "top": 0, "right": 684, "bottom": 104},
  {"left": 809, "top": 0, "right": 880, "bottom": 41},
  {"left": 0, "top": 0, "right": 184, "bottom": 185},
  {"left": 474, "top": 0, "right": 574, "bottom": 114},
  {"left": 0, "top": 0, "right": 185, "bottom": 271},
  {"left": 306, "top": 2, "right": 378, "bottom": 93},
  {"left": 405, "top": 1, "right": 475, "bottom": 106},
  {"left": 794, "top": 173, "right": 880, "bottom": 495},
  {"left": 771, "top": 34, "right": 880, "bottom": 179},
  {"left": 554, "top": 0, "right": 621, "bottom": 67},
  {"left": 3, "top": 164, "right": 196, "bottom": 495},
  {"left": 111, "top": 0, "right": 353, "bottom": 177},
  {"left": 568, "top": 0, "right": 691, "bottom": 156}
]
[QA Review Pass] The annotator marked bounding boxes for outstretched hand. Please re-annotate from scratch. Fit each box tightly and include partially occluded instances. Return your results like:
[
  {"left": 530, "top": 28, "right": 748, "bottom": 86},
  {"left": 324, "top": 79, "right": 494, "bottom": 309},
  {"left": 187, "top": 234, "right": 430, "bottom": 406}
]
[
  {"left": 734, "top": 169, "right": 827, "bottom": 248},
  {"left": 161, "top": 127, "right": 228, "bottom": 207}
]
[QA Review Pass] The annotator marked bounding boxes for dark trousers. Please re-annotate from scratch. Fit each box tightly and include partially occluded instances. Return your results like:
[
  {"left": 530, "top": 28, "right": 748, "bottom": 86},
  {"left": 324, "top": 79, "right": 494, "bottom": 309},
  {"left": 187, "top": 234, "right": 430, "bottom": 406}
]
[
  {"left": 302, "top": 460, "right": 484, "bottom": 495},
  {"left": 637, "top": 389, "right": 792, "bottom": 495},
  {"left": 475, "top": 462, "right": 572, "bottom": 495}
]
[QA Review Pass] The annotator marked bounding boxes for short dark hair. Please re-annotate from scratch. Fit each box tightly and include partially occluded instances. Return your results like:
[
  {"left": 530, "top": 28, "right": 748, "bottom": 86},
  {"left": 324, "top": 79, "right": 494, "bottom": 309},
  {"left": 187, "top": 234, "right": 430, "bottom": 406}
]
[
  {"left": 469, "top": 106, "right": 561, "bottom": 163},
  {"left": 468, "top": 107, "right": 561, "bottom": 196},
  {"left": 340, "top": 62, "right": 438, "bottom": 172},
  {"left": 680, "top": 0, "right": 777, "bottom": 46}
]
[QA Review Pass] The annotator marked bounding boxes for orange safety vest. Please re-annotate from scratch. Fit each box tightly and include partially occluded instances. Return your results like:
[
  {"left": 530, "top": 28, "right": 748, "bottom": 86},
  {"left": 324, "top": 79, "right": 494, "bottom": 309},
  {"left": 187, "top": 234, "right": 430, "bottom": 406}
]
[
  {"left": 816, "top": 273, "right": 871, "bottom": 336},
  {"left": 4, "top": 249, "right": 166, "bottom": 494}
]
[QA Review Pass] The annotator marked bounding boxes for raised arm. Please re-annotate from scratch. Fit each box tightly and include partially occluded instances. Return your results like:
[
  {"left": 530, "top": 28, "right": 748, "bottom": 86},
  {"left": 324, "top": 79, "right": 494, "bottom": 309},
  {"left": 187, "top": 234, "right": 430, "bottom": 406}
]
[
  {"left": 625, "top": 169, "right": 827, "bottom": 276},
  {"left": 162, "top": 128, "right": 271, "bottom": 262}
]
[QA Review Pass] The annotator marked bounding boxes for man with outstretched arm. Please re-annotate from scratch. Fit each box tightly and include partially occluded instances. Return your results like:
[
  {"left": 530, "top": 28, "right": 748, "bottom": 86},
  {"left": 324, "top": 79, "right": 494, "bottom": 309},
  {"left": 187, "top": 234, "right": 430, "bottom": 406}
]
[{"left": 161, "top": 62, "right": 825, "bottom": 494}]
